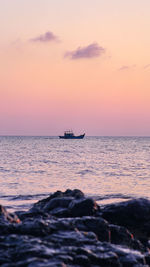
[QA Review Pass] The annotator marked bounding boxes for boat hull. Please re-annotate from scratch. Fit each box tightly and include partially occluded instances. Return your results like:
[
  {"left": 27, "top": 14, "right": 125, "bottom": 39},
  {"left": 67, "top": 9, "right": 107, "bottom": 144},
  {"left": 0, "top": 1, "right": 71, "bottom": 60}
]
[{"left": 59, "top": 134, "right": 85, "bottom": 139}]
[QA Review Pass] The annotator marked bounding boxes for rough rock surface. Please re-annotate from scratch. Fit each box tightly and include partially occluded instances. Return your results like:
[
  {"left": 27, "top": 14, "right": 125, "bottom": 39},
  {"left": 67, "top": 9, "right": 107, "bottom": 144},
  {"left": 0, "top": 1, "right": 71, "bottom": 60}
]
[
  {"left": 0, "top": 189, "right": 150, "bottom": 266},
  {"left": 101, "top": 198, "right": 150, "bottom": 244}
]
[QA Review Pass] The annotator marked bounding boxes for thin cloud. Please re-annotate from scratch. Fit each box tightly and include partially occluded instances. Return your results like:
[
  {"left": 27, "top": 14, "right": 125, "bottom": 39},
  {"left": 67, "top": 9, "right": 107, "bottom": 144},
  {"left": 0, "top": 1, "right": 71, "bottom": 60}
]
[
  {"left": 30, "top": 31, "right": 59, "bottom": 43},
  {"left": 118, "top": 65, "right": 130, "bottom": 71},
  {"left": 118, "top": 65, "right": 136, "bottom": 71},
  {"left": 65, "top": 43, "right": 105, "bottom": 60},
  {"left": 144, "top": 64, "right": 150, "bottom": 69}
]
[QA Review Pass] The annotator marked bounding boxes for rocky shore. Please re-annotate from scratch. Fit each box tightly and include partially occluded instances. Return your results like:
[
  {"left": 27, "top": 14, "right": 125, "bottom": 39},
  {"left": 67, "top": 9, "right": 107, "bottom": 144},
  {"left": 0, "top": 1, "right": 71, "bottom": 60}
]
[{"left": 1, "top": 189, "right": 150, "bottom": 266}]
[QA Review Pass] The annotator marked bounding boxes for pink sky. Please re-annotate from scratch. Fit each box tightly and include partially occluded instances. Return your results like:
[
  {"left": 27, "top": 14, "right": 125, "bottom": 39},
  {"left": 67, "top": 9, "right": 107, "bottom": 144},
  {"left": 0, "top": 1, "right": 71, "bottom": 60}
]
[{"left": 0, "top": 0, "right": 150, "bottom": 135}]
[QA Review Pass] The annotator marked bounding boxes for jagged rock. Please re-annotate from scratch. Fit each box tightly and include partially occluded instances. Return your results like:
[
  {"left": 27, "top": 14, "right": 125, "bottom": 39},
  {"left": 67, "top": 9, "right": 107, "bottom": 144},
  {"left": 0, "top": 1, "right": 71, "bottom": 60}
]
[
  {"left": 0, "top": 204, "right": 20, "bottom": 224},
  {"left": 109, "top": 224, "right": 144, "bottom": 251},
  {"left": 102, "top": 198, "right": 150, "bottom": 226},
  {"left": 102, "top": 198, "right": 150, "bottom": 243},
  {"left": 29, "top": 189, "right": 98, "bottom": 218},
  {"left": 0, "top": 190, "right": 150, "bottom": 266},
  {"left": 0, "top": 233, "right": 146, "bottom": 266},
  {"left": 32, "top": 189, "right": 84, "bottom": 212},
  {"left": 44, "top": 197, "right": 74, "bottom": 212},
  {"left": 68, "top": 216, "right": 110, "bottom": 242},
  {"left": 69, "top": 198, "right": 98, "bottom": 217}
]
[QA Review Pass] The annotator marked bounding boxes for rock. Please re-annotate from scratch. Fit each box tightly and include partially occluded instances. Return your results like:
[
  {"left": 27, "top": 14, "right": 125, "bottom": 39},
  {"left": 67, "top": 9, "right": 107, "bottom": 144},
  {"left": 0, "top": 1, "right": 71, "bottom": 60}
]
[
  {"left": 73, "top": 254, "right": 90, "bottom": 266},
  {"left": 44, "top": 197, "right": 74, "bottom": 212},
  {"left": 32, "top": 189, "right": 84, "bottom": 211},
  {"left": 65, "top": 188, "right": 84, "bottom": 198},
  {"left": 69, "top": 198, "right": 99, "bottom": 217},
  {"left": 72, "top": 216, "right": 110, "bottom": 242},
  {"left": 15, "top": 218, "right": 52, "bottom": 237},
  {"left": 0, "top": 190, "right": 150, "bottom": 266},
  {"left": 0, "top": 204, "right": 20, "bottom": 224},
  {"left": 29, "top": 189, "right": 98, "bottom": 219},
  {"left": 109, "top": 224, "right": 144, "bottom": 251},
  {"left": 102, "top": 198, "right": 150, "bottom": 225},
  {"left": 1, "top": 232, "right": 146, "bottom": 266},
  {"left": 102, "top": 198, "right": 150, "bottom": 243},
  {"left": 29, "top": 189, "right": 85, "bottom": 218}
]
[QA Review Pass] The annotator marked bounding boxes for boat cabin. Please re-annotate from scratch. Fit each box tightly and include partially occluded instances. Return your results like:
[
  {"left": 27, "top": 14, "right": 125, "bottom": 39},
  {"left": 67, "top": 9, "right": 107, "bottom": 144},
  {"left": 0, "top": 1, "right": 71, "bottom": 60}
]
[{"left": 64, "top": 130, "right": 74, "bottom": 137}]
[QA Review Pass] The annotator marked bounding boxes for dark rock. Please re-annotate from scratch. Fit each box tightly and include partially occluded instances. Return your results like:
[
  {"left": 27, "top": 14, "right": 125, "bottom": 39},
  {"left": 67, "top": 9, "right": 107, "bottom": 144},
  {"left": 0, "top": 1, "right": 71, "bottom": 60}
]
[
  {"left": 44, "top": 197, "right": 74, "bottom": 212},
  {"left": 0, "top": 190, "right": 150, "bottom": 266},
  {"left": 29, "top": 189, "right": 85, "bottom": 218},
  {"left": 32, "top": 189, "right": 84, "bottom": 211},
  {"left": 109, "top": 224, "right": 144, "bottom": 251},
  {"left": 0, "top": 204, "right": 20, "bottom": 224},
  {"left": 46, "top": 230, "right": 98, "bottom": 246},
  {"left": 15, "top": 218, "right": 52, "bottom": 237},
  {"left": 72, "top": 216, "right": 110, "bottom": 242},
  {"left": 73, "top": 254, "right": 90, "bottom": 266},
  {"left": 30, "top": 191, "right": 64, "bottom": 212},
  {"left": 102, "top": 198, "right": 150, "bottom": 243},
  {"left": 48, "top": 207, "right": 70, "bottom": 217},
  {"left": 101, "top": 243, "right": 146, "bottom": 266},
  {"left": 69, "top": 198, "right": 98, "bottom": 217},
  {"left": 16, "top": 209, "right": 51, "bottom": 221},
  {"left": 144, "top": 252, "right": 150, "bottom": 265},
  {"left": 102, "top": 198, "right": 150, "bottom": 225},
  {"left": 92, "top": 251, "right": 120, "bottom": 266},
  {"left": 65, "top": 188, "right": 84, "bottom": 198}
]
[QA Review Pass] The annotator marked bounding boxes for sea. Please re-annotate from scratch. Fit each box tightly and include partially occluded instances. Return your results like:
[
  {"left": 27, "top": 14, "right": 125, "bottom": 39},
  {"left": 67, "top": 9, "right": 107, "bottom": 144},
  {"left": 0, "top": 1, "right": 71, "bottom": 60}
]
[{"left": 0, "top": 136, "right": 150, "bottom": 212}]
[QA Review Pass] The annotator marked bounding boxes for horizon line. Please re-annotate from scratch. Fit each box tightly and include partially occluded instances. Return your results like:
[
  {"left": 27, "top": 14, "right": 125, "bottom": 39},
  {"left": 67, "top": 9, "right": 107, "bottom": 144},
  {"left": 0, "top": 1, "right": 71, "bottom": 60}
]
[{"left": 0, "top": 135, "right": 150, "bottom": 138}]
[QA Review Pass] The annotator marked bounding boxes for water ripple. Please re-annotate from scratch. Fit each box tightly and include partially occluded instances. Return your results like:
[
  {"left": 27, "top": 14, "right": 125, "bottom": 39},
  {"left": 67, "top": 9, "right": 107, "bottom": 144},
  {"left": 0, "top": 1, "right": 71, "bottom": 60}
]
[{"left": 0, "top": 136, "right": 150, "bottom": 211}]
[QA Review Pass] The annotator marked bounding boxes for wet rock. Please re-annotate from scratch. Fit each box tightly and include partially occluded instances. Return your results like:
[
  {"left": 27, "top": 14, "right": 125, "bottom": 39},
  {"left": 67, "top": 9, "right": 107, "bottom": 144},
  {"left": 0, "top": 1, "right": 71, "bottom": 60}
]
[
  {"left": 144, "top": 252, "right": 150, "bottom": 265},
  {"left": 71, "top": 216, "right": 110, "bottom": 242},
  {"left": 109, "top": 224, "right": 144, "bottom": 251},
  {"left": 1, "top": 233, "right": 146, "bottom": 266},
  {"left": 69, "top": 198, "right": 98, "bottom": 217},
  {"left": 102, "top": 198, "right": 150, "bottom": 243},
  {"left": 16, "top": 209, "right": 51, "bottom": 221},
  {"left": 102, "top": 198, "right": 150, "bottom": 225},
  {"left": 29, "top": 189, "right": 98, "bottom": 218},
  {"left": 89, "top": 250, "right": 120, "bottom": 266},
  {"left": 44, "top": 197, "right": 74, "bottom": 212},
  {"left": 0, "top": 190, "right": 150, "bottom": 266},
  {"left": 15, "top": 218, "right": 52, "bottom": 237},
  {"left": 0, "top": 204, "right": 20, "bottom": 224},
  {"left": 0, "top": 205, "right": 20, "bottom": 236},
  {"left": 73, "top": 254, "right": 90, "bottom": 266},
  {"left": 32, "top": 189, "right": 84, "bottom": 212},
  {"left": 65, "top": 188, "right": 84, "bottom": 198},
  {"left": 101, "top": 243, "right": 147, "bottom": 266},
  {"left": 46, "top": 229, "right": 98, "bottom": 246}
]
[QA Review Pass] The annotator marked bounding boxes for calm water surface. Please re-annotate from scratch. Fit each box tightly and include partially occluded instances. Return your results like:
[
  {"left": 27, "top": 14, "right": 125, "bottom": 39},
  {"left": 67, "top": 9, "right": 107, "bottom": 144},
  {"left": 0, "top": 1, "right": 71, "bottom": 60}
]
[{"left": 0, "top": 136, "right": 150, "bottom": 211}]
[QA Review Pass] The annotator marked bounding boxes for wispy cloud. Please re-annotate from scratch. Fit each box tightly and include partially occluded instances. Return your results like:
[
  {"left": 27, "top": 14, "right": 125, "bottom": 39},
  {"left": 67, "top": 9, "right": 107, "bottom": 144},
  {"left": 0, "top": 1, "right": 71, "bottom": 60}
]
[
  {"left": 118, "top": 65, "right": 130, "bottom": 71},
  {"left": 118, "top": 65, "right": 136, "bottom": 71},
  {"left": 30, "top": 31, "right": 59, "bottom": 43},
  {"left": 65, "top": 43, "right": 105, "bottom": 60},
  {"left": 143, "top": 64, "right": 150, "bottom": 69}
]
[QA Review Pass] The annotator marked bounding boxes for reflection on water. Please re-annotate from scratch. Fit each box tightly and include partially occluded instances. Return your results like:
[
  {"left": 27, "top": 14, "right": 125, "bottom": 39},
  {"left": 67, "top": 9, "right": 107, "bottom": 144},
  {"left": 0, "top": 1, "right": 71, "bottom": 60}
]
[{"left": 0, "top": 136, "right": 150, "bottom": 211}]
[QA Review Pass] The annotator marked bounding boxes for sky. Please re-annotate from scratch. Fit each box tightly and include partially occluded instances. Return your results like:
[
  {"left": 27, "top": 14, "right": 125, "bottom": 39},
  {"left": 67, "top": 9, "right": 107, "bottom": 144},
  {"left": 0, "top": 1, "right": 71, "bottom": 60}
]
[{"left": 0, "top": 0, "right": 150, "bottom": 135}]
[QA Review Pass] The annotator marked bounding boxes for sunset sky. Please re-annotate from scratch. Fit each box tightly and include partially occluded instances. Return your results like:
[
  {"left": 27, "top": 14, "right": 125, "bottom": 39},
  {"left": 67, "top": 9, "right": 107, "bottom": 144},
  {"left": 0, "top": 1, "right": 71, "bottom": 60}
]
[{"left": 0, "top": 0, "right": 150, "bottom": 135}]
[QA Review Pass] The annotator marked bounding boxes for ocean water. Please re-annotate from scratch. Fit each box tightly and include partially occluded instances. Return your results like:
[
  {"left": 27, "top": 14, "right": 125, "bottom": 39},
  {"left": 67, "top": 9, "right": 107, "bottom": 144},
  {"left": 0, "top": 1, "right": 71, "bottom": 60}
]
[{"left": 0, "top": 136, "right": 150, "bottom": 212}]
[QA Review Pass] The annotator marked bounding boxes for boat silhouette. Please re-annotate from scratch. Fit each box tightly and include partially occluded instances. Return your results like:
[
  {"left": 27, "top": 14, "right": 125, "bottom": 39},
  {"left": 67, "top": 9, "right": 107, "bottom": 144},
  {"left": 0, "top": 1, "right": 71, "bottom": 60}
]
[{"left": 59, "top": 130, "right": 85, "bottom": 139}]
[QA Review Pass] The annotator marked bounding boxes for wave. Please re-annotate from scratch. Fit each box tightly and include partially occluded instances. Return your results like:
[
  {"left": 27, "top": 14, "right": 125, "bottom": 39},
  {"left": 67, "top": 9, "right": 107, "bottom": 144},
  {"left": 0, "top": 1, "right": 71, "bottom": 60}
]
[
  {"left": 0, "top": 167, "right": 10, "bottom": 173},
  {"left": 0, "top": 193, "right": 50, "bottom": 201},
  {"left": 77, "top": 169, "right": 95, "bottom": 175},
  {"left": 93, "top": 193, "right": 134, "bottom": 201}
]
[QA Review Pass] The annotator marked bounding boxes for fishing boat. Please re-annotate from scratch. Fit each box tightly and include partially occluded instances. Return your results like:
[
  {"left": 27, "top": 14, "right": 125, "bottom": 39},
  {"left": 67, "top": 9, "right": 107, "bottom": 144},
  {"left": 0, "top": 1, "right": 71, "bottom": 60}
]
[{"left": 59, "top": 130, "right": 85, "bottom": 139}]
